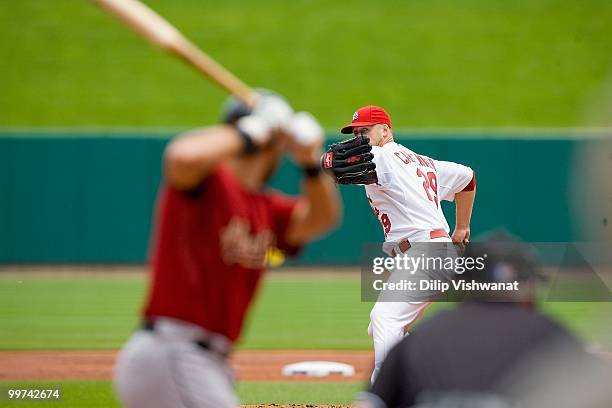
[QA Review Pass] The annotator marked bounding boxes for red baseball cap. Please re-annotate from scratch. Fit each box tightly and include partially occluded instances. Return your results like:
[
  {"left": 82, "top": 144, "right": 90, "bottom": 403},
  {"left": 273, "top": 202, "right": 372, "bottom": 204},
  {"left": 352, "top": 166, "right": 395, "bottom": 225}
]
[{"left": 340, "top": 105, "right": 392, "bottom": 134}]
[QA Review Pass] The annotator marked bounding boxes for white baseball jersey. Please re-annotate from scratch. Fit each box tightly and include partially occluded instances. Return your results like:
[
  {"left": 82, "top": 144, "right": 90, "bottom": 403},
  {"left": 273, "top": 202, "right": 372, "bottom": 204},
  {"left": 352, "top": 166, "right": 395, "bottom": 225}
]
[{"left": 365, "top": 141, "right": 473, "bottom": 242}]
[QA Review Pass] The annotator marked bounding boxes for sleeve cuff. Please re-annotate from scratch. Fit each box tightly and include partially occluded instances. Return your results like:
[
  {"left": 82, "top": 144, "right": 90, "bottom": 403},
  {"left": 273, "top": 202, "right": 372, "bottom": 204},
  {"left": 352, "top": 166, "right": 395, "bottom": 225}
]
[{"left": 461, "top": 170, "right": 476, "bottom": 192}]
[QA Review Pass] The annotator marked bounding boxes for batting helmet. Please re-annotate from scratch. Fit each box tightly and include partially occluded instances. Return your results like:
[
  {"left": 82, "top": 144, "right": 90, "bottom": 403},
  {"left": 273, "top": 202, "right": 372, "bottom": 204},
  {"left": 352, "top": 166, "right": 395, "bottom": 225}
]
[{"left": 220, "top": 95, "right": 251, "bottom": 125}]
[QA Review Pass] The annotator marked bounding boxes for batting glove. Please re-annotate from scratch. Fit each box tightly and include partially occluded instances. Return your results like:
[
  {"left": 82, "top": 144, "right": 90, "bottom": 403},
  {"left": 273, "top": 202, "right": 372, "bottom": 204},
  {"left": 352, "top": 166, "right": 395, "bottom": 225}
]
[
  {"left": 252, "top": 93, "right": 294, "bottom": 130},
  {"left": 236, "top": 115, "right": 272, "bottom": 148},
  {"left": 285, "top": 112, "right": 324, "bottom": 146}
]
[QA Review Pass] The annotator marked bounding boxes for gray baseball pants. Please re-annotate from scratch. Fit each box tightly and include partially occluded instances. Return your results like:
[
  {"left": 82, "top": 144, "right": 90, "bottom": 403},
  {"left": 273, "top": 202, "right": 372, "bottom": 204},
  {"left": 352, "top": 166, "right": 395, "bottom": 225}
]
[{"left": 114, "top": 318, "right": 237, "bottom": 408}]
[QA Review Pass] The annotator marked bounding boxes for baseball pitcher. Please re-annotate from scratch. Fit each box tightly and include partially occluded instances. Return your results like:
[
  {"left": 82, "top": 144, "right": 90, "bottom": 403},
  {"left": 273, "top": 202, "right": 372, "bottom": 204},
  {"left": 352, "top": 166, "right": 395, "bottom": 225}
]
[{"left": 323, "top": 105, "right": 476, "bottom": 382}]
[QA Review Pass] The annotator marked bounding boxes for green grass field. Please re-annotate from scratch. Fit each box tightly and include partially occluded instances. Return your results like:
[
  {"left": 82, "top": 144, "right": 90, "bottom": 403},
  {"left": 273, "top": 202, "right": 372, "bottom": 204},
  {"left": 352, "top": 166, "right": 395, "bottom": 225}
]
[
  {"left": 0, "top": 272, "right": 611, "bottom": 406},
  {"left": 2, "top": 0, "right": 612, "bottom": 128},
  {"left": 0, "top": 381, "right": 362, "bottom": 407},
  {"left": 0, "top": 273, "right": 373, "bottom": 350},
  {"left": 1, "top": 273, "right": 611, "bottom": 350}
]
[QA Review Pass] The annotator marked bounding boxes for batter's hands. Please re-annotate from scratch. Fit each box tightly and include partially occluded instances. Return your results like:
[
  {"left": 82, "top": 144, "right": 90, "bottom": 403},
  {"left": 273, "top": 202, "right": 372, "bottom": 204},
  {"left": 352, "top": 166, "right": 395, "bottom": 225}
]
[
  {"left": 285, "top": 112, "right": 324, "bottom": 165},
  {"left": 236, "top": 93, "right": 293, "bottom": 147},
  {"left": 253, "top": 93, "right": 293, "bottom": 130},
  {"left": 236, "top": 115, "right": 271, "bottom": 146}
]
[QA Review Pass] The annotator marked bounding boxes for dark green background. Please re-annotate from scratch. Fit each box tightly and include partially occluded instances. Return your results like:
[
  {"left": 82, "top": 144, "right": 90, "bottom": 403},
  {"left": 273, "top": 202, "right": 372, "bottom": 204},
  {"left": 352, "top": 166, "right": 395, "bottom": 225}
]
[{"left": 0, "top": 133, "right": 579, "bottom": 264}]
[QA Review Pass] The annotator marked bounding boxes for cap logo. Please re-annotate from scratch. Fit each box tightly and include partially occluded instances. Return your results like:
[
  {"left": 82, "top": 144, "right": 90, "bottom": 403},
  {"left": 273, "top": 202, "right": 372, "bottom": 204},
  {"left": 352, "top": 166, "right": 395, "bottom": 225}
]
[{"left": 352, "top": 111, "right": 359, "bottom": 121}]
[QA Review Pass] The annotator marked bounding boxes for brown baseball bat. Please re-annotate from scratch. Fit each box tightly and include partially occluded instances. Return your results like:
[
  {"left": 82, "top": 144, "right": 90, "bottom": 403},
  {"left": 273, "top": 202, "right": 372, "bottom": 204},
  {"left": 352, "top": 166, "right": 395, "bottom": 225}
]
[{"left": 92, "top": 0, "right": 257, "bottom": 107}]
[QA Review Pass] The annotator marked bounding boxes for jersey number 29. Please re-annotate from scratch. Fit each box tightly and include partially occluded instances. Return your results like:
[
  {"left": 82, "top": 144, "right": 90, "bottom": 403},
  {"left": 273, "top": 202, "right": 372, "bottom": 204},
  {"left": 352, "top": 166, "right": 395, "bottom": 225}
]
[
  {"left": 416, "top": 168, "right": 439, "bottom": 208},
  {"left": 368, "top": 196, "right": 392, "bottom": 238}
]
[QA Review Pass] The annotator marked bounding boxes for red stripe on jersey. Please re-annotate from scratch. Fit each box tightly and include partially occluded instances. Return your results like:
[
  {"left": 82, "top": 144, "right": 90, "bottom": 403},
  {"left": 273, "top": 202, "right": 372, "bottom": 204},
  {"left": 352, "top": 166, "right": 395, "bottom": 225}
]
[{"left": 462, "top": 171, "right": 476, "bottom": 192}]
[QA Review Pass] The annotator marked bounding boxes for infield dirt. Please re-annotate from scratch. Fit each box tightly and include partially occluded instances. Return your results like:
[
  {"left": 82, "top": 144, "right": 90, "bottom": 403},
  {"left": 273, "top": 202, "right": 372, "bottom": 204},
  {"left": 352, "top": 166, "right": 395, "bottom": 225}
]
[{"left": 0, "top": 350, "right": 372, "bottom": 382}]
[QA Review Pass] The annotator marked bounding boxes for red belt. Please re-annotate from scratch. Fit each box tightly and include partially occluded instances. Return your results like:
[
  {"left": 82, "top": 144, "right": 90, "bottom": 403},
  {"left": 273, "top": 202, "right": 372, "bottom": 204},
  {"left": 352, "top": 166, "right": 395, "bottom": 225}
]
[
  {"left": 429, "top": 229, "right": 449, "bottom": 240},
  {"left": 393, "top": 229, "right": 449, "bottom": 255}
]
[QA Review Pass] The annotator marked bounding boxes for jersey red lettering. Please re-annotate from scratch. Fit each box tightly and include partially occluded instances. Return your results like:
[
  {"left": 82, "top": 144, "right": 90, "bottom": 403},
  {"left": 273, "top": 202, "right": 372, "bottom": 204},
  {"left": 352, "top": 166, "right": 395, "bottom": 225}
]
[
  {"left": 381, "top": 213, "right": 392, "bottom": 236},
  {"left": 416, "top": 155, "right": 428, "bottom": 167},
  {"left": 394, "top": 151, "right": 413, "bottom": 164},
  {"left": 427, "top": 171, "right": 439, "bottom": 207},
  {"left": 416, "top": 168, "right": 439, "bottom": 208}
]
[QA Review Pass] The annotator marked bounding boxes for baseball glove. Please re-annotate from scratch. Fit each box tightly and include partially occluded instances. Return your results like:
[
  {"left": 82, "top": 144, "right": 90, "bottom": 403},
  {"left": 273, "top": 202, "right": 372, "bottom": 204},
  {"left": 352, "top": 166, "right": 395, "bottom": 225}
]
[{"left": 321, "top": 136, "right": 378, "bottom": 185}]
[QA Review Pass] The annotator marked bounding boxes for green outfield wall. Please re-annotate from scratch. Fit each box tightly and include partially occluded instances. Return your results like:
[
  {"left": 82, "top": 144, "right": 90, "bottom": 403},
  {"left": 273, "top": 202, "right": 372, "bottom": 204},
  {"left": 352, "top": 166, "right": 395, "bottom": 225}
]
[{"left": 0, "top": 132, "right": 583, "bottom": 264}]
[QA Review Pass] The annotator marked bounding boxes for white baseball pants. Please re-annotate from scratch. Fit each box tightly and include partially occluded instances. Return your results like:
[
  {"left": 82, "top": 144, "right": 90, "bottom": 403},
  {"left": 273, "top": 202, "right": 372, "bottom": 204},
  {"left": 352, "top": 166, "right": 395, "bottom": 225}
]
[
  {"left": 369, "top": 236, "right": 454, "bottom": 383},
  {"left": 368, "top": 301, "right": 430, "bottom": 383}
]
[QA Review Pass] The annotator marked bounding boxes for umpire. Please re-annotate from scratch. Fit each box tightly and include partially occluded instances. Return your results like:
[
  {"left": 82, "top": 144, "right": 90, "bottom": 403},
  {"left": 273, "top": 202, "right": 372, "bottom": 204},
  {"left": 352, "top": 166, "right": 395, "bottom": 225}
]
[{"left": 357, "top": 233, "right": 610, "bottom": 408}]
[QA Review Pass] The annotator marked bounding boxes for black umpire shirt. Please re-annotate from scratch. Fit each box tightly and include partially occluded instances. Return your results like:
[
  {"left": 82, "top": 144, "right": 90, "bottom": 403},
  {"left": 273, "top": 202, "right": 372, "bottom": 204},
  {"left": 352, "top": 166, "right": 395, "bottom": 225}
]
[{"left": 364, "top": 302, "right": 589, "bottom": 408}]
